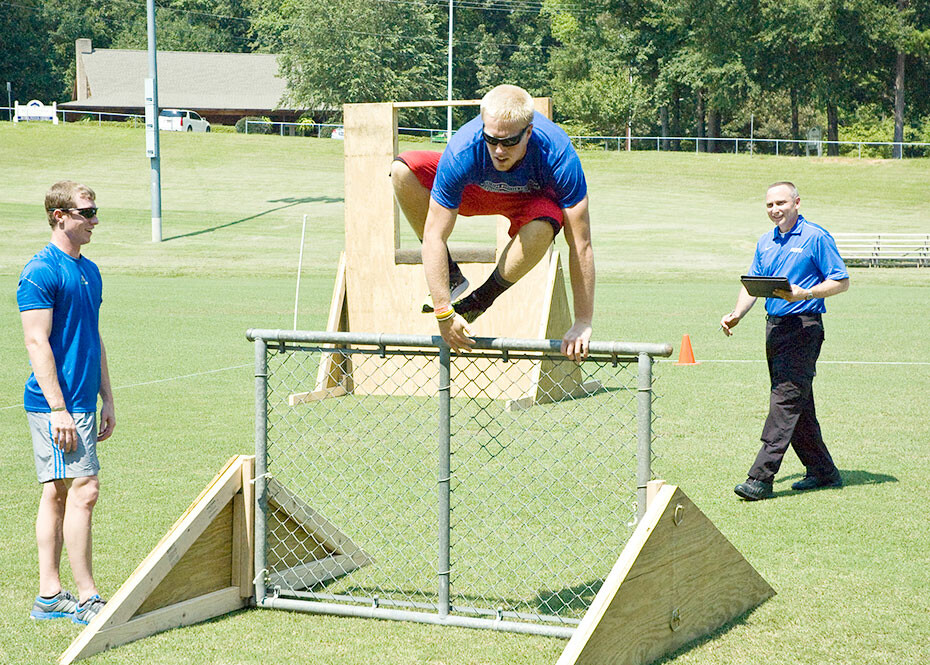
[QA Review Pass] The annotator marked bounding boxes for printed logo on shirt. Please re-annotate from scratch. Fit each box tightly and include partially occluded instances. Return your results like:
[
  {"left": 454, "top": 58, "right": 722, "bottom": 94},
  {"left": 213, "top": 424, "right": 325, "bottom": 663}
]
[
  {"left": 789, "top": 247, "right": 803, "bottom": 253},
  {"left": 81, "top": 275, "right": 89, "bottom": 286},
  {"left": 478, "top": 178, "right": 540, "bottom": 194}
]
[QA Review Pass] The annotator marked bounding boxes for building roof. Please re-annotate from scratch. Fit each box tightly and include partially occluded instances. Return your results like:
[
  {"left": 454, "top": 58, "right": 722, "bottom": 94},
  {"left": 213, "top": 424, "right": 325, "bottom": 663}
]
[{"left": 61, "top": 46, "right": 293, "bottom": 111}]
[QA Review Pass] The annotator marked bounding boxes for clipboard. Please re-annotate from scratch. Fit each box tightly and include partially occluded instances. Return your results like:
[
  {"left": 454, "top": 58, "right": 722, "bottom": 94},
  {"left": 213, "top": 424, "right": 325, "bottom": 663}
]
[{"left": 741, "top": 275, "right": 791, "bottom": 298}]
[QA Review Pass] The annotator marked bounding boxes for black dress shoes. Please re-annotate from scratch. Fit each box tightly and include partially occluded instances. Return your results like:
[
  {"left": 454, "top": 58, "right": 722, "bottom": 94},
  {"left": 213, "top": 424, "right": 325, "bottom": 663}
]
[
  {"left": 792, "top": 469, "right": 843, "bottom": 491},
  {"left": 734, "top": 478, "right": 774, "bottom": 501}
]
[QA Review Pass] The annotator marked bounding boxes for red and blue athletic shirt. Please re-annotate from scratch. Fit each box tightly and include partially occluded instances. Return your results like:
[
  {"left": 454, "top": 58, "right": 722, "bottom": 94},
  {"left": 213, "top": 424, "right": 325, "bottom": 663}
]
[{"left": 431, "top": 111, "right": 587, "bottom": 211}]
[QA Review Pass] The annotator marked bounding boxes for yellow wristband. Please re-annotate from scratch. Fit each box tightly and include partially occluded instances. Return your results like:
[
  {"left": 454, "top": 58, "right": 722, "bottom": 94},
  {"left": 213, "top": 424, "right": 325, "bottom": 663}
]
[
  {"left": 49, "top": 406, "right": 67, "bottom": 412},
  {"left": 435, "top": 308, "right": 456, "bottom": 322}
]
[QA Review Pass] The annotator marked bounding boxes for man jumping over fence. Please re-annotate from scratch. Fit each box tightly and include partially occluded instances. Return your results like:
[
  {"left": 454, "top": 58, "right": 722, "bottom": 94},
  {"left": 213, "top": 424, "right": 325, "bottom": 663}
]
[{"left": 390, "top": 84, "right": 595, "bottom": 361}]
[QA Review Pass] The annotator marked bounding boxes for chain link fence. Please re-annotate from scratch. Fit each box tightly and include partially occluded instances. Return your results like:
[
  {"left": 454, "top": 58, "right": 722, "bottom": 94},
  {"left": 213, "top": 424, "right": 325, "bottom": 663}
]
[{"left": 248, "top": 330, "right": 672, "bottom": 637}]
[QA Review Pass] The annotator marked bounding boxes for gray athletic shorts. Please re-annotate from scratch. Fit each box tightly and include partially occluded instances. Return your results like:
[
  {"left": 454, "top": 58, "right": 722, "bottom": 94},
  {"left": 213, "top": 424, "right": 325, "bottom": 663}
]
[{"left": 27, "top": 411, "right": 99, "bottom": 483}]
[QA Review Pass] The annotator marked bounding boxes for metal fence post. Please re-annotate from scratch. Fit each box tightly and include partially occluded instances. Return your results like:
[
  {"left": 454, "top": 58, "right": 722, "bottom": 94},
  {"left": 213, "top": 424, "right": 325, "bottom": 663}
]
[
  {"left": 636, "top": 352, "right": 653, "bottom": 521},
  {"left": 253, "top": 337, "right": 268, "bottom": 605},
  {"left": 438, "top": 343, "right": 452, "bottom": 618}
]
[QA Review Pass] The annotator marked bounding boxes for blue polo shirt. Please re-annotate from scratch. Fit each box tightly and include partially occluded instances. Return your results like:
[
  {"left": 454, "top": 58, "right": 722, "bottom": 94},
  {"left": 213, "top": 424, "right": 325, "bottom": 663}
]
[
  {"left": 431, "top": 111, "right": 587, "bottom": 210},
  {"left": 17, "top": 243, "right": 103, "bottom": 413},
  {"left": 748, "top": 215, "right": 849, "bottom": 317}
]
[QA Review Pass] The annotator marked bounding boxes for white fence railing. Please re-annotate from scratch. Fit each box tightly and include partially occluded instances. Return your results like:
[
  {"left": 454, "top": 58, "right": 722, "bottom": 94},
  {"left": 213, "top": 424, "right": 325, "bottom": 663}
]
[{"left": 3, "top": 107, "right": 927, "bottom": 159}]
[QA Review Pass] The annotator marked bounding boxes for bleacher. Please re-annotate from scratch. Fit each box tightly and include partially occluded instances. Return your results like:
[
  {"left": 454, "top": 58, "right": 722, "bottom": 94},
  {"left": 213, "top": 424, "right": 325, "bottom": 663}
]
[{"left": 833, "top": 233, "right": 930, "bottom": 267}]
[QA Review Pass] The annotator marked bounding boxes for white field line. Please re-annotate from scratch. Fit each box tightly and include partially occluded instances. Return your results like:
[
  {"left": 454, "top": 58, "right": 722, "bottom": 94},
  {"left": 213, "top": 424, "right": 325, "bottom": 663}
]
[
  {"left": 659, "top": 359, "right": 930, "bottom": 365},
  {"left": 1, "top": 363, "right": 251, "bottom": 411},
  {"left": 3, "top": 359, "right": 927, "bottom": 411}
]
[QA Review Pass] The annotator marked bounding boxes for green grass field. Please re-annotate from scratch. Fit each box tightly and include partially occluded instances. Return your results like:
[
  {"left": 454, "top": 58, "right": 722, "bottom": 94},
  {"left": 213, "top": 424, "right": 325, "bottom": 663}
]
[{"left": 1, "top": 122, "right": 928, "bottom": 665}]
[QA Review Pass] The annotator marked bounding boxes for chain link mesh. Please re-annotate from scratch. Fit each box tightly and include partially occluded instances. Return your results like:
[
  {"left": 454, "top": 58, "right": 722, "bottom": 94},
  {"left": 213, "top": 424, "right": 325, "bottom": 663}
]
[{"left": 260, "top": 340, "right": 658, "bottom": 628}]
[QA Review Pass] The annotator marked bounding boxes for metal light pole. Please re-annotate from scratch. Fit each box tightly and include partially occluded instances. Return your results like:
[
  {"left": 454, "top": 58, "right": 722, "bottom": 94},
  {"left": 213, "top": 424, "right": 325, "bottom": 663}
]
[
  {"left": 146, "top": 0, "right": 163, "bottom": 242},
  {"left": 446, "top": 0, "right": 453, "bottom": 139},
  {"left": 6, "top": 82, "right": 11, "bottom": 121}
]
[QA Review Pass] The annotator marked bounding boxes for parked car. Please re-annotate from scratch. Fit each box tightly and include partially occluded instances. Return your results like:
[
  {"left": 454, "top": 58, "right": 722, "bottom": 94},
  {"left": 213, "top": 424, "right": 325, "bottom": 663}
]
[
  {"left": 331, "top": 126, "right": 344, "bottom": 140},
  {"left": 158, "top": 109, "right": 210, "bottom": 133}
]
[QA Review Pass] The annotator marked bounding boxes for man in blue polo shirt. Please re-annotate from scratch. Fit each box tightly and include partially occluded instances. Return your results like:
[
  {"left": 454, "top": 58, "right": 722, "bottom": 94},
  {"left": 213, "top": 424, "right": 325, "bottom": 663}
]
[
  {"left": 18, "top": 180, "right": 115, "bottom": 624},
  {"left": 720, "top": 181, "right": 849, "bottom": 501},
  {"left": 391, "top": 84, "right": 595, "bottom": 361}
]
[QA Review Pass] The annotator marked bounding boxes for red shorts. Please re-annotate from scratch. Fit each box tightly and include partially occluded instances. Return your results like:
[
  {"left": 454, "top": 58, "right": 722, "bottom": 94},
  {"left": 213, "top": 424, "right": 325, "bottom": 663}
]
[{"left": 397, "top": 150, "right": 564, "bottom": 238}]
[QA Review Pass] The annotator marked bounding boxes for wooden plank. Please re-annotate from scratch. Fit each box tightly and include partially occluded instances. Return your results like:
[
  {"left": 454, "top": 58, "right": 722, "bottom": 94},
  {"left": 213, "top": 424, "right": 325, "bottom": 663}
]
[
  {"left": 266, "top": 553, "right": 369, "bottom": 590},
  {"left": 61, "top": 588, "right": 247, "bottom": 663},
  {"left": 558, "top": 485, "right": 775, "bottom": 665},
  {"left": 289, "top": 385, "right": 348, "bottom": 406},
  {"left": 315, "top": 251, "right": 351, "bottom": 395},
  {"left": 135, "top": 502, "right": 234, "bottom": 615},
  {"left": 237, "top": 456, "right": 255, "bottom": 597},
  {"left": 393, "top": 99, "right": 482, "bottom": 108},
  {"left": 646, "top": 479, "right": 666, "bottom": 509},
  {"left": 394, "top": 245, "right": 496, "bottom": 264}
]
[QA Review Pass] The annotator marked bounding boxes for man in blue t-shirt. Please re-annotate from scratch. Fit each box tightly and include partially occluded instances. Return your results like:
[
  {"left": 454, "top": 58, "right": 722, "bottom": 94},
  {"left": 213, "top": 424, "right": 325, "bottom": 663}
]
[
  {"left": 391, "top": 84, "right": 595, "bottom": 361},
  {"left": 720, "top": 182, "right": 850, "bottom": 501},
  {"left": 17, "top": 181, "right": 115, "bottom": 625}
]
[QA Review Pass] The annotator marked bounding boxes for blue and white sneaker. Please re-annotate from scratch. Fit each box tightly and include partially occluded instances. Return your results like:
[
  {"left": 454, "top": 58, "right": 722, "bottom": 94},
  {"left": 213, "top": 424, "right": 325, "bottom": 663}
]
[
  {"left": 30, "top": 590, "right": 79, "bottom": 620},
  {"left": 422, "top": 272, "right": 470, "bottom": 314},
  {"left": 72, "top": 594, "right": 106, "bottom": 625}
]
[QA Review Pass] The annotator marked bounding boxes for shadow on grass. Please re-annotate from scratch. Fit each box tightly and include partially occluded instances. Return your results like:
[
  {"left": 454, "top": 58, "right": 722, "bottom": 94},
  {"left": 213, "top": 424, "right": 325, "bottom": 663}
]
[
  {"left": 163, "top": 195, "right": 342, "bottom": 241},
  {"left": 287, "top": 579, "right": 600, "bottom": 621},
  {"left": 534, "top": 578, "right": 603, "bottom": 616},
  {"left": 767, "top": 468, "right": 898, "bottom": 499},
  {"left": 756, "top": 469, "right": 898, "bottom": 500},
  {"left": 650, "top": 603, "right": 767, "bottom": 664}
]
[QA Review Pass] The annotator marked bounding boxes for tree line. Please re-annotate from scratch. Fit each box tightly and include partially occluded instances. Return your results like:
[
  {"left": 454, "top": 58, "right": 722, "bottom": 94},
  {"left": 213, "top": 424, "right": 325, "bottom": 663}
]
[{"left": 3, "top": 0, "right": 929, "bottom": 155}]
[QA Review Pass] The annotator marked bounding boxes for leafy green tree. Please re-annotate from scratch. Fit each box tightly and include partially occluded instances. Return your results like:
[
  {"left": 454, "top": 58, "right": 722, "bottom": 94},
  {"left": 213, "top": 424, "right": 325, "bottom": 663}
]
[
  {"left": 111, "top": 0, "right": 254, "bottom": 52},
  {"left": 40, "top": 0, "right": 141, "bottom": 100},
  {"left": 0, "top": 3, "right": 58, "bottom": 103},
  {"left": 255, "top": 0, "right": 444, "bottom": 112},
  {"left": 545, "top": 4, "right": 650, "bottom": 136}
]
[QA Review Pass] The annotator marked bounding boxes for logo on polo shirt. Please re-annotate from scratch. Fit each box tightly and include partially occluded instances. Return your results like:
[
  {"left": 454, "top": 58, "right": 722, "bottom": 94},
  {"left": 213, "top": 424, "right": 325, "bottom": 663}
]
[
  {"left": 81, "top": 275, "right": 89, "bottom": 285},
  {"left": 790, "top": 247, "right": 803, "bottom": 253}
]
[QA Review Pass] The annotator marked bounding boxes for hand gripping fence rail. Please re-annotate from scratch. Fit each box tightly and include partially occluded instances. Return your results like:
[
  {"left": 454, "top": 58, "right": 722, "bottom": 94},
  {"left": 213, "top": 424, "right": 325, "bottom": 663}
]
[{"left": 246, "top": 329, "right": 672, "bottom": 638}]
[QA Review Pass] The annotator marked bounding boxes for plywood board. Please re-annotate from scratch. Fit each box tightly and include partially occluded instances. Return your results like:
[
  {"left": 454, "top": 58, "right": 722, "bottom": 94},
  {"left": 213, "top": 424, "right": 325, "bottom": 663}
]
[
  {"left": 314, "top": 250, "right": 352, "bottom": 395},
  {"left": 59, "top": 456, "right": 255, "bottom": 664},
  {"left": 557, "top": 485, "right": 775, "bottom": 665}
]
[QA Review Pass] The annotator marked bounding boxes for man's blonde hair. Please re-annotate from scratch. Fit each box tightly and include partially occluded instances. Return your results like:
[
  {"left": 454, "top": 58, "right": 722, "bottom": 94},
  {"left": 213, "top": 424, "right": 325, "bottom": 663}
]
[
  {"left": 480, "top": 85, "right": 535, "bottom": 126},
  {"left": 45, "top": 180, "right": 95, "bottom": 227},
  {"left": 767, "top": 181, "right": 799, "bottom": 200}
]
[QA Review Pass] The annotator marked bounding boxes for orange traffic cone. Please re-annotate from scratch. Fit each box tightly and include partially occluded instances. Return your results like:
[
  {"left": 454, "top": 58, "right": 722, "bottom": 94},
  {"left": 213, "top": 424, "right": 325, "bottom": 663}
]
[{"left": 675, "top": 334, "right": 698, "bottom": 365}]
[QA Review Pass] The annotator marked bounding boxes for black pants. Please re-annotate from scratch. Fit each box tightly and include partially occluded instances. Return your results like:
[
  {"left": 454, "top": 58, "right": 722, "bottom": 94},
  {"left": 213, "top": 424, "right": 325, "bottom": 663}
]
[{"left": 748, "top": 313, "right": 837, "bottom": 483}]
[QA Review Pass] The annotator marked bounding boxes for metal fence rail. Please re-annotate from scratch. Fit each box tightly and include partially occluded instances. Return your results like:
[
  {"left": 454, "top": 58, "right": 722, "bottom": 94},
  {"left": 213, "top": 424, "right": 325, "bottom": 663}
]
[{"left": 247, "top": 329, "right": 672, "bottom": 637}]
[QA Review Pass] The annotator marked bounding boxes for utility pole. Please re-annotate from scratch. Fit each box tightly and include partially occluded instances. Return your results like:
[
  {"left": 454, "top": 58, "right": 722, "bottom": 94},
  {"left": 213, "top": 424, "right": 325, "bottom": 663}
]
[{"left": 146, "top": 0, "right": 163, "bottom": 242}]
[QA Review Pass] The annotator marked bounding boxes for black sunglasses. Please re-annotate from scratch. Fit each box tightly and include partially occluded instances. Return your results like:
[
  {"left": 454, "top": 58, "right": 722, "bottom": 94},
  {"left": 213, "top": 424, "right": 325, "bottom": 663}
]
[
  {"left": 51, "top": 207, "right": 98, "bottom": 219},
  {"left": 482, "top": 124, "right": 531, "bottom": 147}
]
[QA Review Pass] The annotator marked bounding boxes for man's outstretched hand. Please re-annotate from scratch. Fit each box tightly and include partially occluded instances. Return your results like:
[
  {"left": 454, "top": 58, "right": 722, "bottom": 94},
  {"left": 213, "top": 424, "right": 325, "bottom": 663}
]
[
  {"left": 562, "top": 320, "right": 592, "bottom": 362},
  {"left": 438, "top": 314, "right": 475, "bottom": 353}
]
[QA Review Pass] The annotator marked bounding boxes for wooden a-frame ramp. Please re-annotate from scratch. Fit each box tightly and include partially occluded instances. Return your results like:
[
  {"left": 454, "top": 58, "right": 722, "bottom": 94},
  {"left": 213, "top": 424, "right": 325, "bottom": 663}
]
[
  {"left": 60, "top": 455, "right": 772, "bottom": 665},
  {"left": 59, "top": 455, "right": 372, "bottom": 664},
  {"left": 556, "top": 482, "right": 775, "bottom": 665}
]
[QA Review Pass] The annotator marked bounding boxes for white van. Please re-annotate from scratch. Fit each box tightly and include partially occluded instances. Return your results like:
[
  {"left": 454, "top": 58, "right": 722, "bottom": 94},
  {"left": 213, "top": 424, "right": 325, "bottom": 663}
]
[{"left": 158, "top": 109, "right": 211, "bottom": 132}]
